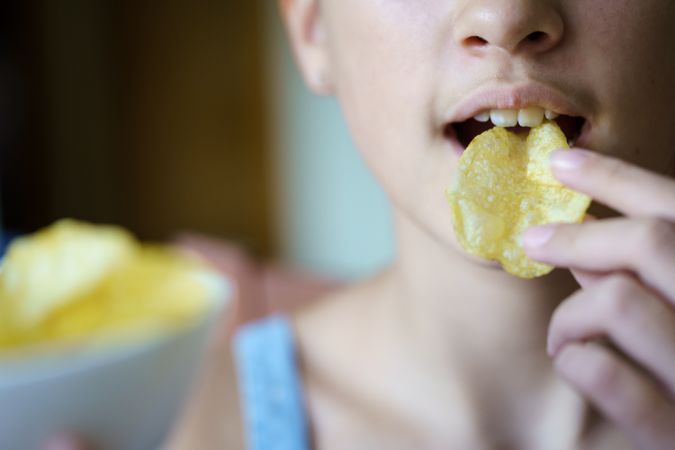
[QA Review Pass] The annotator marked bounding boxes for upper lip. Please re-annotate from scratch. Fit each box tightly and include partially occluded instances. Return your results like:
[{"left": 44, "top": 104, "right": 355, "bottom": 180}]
[{"left": 445, "top": 83, "right": 589, "bottom": 124}]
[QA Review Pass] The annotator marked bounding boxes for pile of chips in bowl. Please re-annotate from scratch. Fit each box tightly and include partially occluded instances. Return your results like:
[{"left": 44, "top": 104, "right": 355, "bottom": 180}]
[{"left": 0, "top": 220, "right": 221, "bottom": 354}]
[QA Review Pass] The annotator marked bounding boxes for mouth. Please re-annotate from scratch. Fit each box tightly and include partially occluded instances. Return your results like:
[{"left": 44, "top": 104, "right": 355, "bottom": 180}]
[{"left": 445, "top": 106, "right": 589, "bottom": 153}]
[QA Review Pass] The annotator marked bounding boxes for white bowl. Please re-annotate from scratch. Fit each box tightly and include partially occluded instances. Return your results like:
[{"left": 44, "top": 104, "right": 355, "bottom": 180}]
[{"left": 0, "top": 275, "right": 232, "bottom": 450}]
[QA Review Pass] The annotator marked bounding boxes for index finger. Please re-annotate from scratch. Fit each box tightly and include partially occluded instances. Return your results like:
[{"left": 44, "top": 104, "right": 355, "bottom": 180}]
[{"left": 551, "top": 149, "right": 675, "bottom": 219}]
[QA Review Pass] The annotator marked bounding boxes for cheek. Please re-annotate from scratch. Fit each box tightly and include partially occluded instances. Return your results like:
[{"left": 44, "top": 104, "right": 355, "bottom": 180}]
[
  {"left": 320, "top": 1, "right": 469, "bottom": 248},
  {"left": 572, "top": 0, "right": 675, "bottom": 172},
  {"left": 324, "top": 2, "right": 454, "bottom": 192},
  {"left": 331, "top": 45, "right": 458, "bottom": 244}
]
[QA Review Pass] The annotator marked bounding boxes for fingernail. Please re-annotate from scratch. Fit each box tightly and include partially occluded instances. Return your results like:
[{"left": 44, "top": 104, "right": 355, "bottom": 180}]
[
  {"left": 551, "top": 149, "right": 589, "bottom": 171},
  {"left": 522, "top": 225, "right": 556, "bottom": 248}
]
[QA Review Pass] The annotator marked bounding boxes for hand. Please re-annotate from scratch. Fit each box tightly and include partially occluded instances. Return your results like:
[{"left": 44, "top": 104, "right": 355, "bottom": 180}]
[
  {"left": 43, "top": 237, "right": 340, "bottom": 450},
  {"left": 522, "top": 149, "right": 675, "bottom": 450},
  {"left": 174, "top": 233, "right": 341, "bottom": 328}
]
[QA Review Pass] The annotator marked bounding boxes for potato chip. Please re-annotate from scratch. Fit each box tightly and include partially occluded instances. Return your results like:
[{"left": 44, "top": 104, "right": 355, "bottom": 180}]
[
  {"left": 24, "top": 246, "right": 212, "bottom": 348},
  {"left": 0, "top": 220, "right": 217, "bottom": 351},
  {"left": 447, "top": 121, "right": 591, "bottom": 278},
  {"left": 0, "top": 220, "right": 136, "bottom": 330}
]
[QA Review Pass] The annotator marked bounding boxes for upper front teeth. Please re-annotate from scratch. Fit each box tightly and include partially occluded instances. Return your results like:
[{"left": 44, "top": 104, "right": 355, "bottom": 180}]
[
  {"left": 475, "top": 107, "right": 558, "bottom": 128},
  {"left": 490, "top": 109, "right": 518, "bottom": 127},
  {"left": 518, "top": 107, "right": 544, "bottom": 127},
  {"left": 474, "top": 111, "right": 491, "bottom": 122}
]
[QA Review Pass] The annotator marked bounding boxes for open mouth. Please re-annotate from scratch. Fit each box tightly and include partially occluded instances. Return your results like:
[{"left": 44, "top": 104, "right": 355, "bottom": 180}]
[{"left": 444, "top": 107, "right": 587, "bottom": 151}]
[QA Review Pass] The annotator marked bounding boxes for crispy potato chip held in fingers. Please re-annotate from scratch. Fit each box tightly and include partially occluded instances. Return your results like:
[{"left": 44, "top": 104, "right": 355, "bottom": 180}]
[{"left": 447, "top": 121, "right": 591, "bottom": 279}]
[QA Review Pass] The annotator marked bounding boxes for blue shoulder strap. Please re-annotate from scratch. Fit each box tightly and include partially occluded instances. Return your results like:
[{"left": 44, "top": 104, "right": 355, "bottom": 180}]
[{"left": 233, "top": 315, "right": 309, "bottom": 450}]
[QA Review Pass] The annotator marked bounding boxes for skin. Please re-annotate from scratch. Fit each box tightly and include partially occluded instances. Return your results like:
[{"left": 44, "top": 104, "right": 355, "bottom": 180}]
[
  {"left": 279, "top": 1, "right": 675, "bottom": 447},
  {"left": 49, "top": 0, "right": 675, "bottom": 448}
]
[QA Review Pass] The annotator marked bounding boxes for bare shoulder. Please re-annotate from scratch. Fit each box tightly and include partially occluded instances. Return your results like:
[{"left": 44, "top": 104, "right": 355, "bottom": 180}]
[
  {"left": 292, "top": 271, "right": 391, "bottom": 362},
  {"left": 161, "top": 267, "right": 359, "bottom": 450},
  {"left": 161, "top": 271, "right": 392, "bottom": 450},
  {"left": 289, "top": 272, "right": 441, "bottom": 448},
  {"left": 293, "top": 268, "right": 393, "bottom": 330},
  {"left": 164, "top": 332, "right": 245, "bottom": 450}
]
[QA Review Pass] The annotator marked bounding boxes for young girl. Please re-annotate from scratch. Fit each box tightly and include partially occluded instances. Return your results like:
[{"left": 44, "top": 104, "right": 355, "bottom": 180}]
[{"left": 51, "top": 0, "right": 675, "bottom": 449}]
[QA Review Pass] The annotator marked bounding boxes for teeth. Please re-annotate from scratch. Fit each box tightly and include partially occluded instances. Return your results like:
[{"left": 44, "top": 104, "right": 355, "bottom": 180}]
[
  {"left": 474, "top": 111, "right": 490, "bottom": 122},
  {"left": 518, "top": 107, "right": 545, "bottom": 127},
  {"left": 490, "top": 109, "right": 518, "bottom": 127},
  {"left": 544, "top": 109, "right": 559, "bottom": 120},
  {"left": 471, "top": 107, "right": 561, "bottom": 128}
]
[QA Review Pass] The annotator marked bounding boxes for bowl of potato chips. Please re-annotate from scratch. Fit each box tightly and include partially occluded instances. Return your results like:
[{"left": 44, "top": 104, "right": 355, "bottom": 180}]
[{"left": 0, "top": 220, "right": 231, "bottom": 450}]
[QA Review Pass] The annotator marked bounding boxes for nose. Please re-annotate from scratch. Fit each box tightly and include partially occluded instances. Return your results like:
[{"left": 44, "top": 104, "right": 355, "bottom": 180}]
[{"left": 454, "top": 0, "right": 564, "bottom": 56}]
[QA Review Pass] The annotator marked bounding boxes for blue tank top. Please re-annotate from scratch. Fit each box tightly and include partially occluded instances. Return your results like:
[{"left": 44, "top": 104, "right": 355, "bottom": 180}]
[{"left": 233, "top": 315, "right": 310, "bottom": 450}]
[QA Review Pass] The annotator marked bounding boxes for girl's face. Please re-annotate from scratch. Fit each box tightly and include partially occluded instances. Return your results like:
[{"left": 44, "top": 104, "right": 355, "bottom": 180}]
[{"left": 287, "top": 0, "right": 675, "bottom": 256}]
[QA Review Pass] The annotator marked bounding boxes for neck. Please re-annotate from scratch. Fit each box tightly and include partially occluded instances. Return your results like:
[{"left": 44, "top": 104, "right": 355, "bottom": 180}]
[
  {"left": 384, "top": 210, "right": 579, "bottom": 388},
  {"left": 376, "top": 211, "right": 590, "bottom": 444}
]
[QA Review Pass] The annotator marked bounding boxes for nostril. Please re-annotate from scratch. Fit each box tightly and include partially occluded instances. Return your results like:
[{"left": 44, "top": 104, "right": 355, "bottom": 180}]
[
  {"left": 463, "top": 36, "right": 488, "bottom": 47},
  {"left": 526, "top": 31, "right": 548, "bottom": 43}
]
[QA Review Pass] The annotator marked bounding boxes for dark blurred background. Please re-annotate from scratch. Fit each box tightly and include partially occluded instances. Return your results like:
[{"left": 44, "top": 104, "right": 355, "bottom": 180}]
[
  {"left": 0, "top": 1, "right": 394, "bottom": 278},
  {"left": 1, "top": 1, "right": 272, "bottom": 253}
]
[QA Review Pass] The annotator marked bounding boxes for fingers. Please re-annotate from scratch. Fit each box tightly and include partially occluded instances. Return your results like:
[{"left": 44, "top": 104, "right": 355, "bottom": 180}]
[
  {"left": 523, "top": 218, "right": 675, "bottom": 300},
  {"left": 548, "top": 274, "right": 675, "bottom": 396},
  {"left": 173, "top": 233, "right": 257, "bottom": 279},
  {"left": 173, "top": 233, "right": 267, "bottom": 326},
  {"left": 543, "top": 152, "right": 675, "bottom": 448},
  {"left": 554, "top": 342, "right": 675, "bottom": 450},
  {"left": 551, "top": 149, "right": 675, "bottom": 220},
  {"left": 570, "top": 268, "right": 607, "bottom": 288},
  {"left": 567, "top": 217, "right": 604, "bottom": 288}
]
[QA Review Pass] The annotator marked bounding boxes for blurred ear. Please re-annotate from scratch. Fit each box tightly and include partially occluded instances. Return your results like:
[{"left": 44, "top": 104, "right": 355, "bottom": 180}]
[{"left": 279, "top": 0, "right": 333, "bottom": 95}]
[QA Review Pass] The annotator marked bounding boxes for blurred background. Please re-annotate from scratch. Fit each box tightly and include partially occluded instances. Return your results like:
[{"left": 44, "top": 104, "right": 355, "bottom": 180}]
[{"left": 0, "top": 1, "right": 394, "bottom": 279}]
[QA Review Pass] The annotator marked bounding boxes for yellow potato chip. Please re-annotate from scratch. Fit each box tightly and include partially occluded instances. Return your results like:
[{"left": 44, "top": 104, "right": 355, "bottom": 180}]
[
  {"left": 28, "top": 246, "right": 212, "bottom": 348},
  {"left": 0, "top": 220, "right": 136, "bottom": 330},
  {"left": 0, "top": 220, "right": 217, "bottom": 351},
  {"left": 447, "top": 121, "right": 591, "bottom": 278}
]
